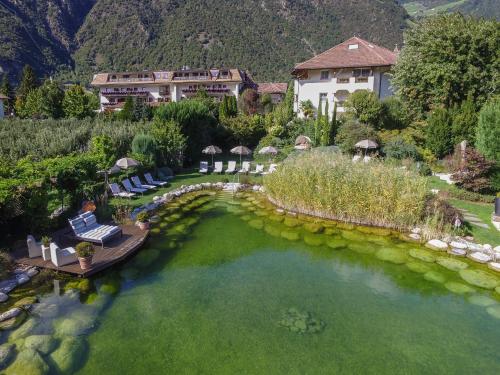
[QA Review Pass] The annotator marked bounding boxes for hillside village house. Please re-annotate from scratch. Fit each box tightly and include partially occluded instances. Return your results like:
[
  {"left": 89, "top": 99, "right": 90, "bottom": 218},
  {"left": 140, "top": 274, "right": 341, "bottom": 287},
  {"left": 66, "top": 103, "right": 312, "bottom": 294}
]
[
  {"left": 257, "top": 82, "right": 288, "bottom": 104},
  {"left": 0, "top": 94, "right": 7, "bottom": 119},
  {"left": 292, "top": 37, "right": 398, "bottom": 118},
  {"left": 91, "top": 68, "right": 255, "bottom": 112}
]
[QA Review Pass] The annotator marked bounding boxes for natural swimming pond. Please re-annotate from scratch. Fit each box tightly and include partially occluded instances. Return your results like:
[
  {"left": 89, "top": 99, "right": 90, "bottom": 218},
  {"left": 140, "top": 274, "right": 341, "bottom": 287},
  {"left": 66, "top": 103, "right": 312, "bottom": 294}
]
[{"left": 2, "top": 191, "right": 500, "bottom": 374}]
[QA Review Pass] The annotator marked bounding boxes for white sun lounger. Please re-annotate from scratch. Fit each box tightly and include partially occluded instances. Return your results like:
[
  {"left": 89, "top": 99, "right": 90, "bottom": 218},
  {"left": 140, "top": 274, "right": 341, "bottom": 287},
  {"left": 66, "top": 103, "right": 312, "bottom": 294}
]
[
  {"left": 131, "top": 176, "right": 156, "bottom": 190},
  {"left": 250, "top": 164, "right": 264, "bottom": 174},
  {"left": 50, "top": 242, "right": 77, "bottom": 267},
  {"left": 239, "top": 161, "right": 251, "bottom": 174},
  {"left": 109, "top": 183, "right": 135, "bottom": 198},
  {"left": 213, "top": 161, "right": 223, "bottom": 174},
  {"left": 122, "top": 179, "right": 147, "bottom": 194},
  {"left": 144, "top": 172, "right": 168, "bottom": 187},
  {"left": 69, "top": 212, "right": 122, "bottom": 247},
  {"left": 225, "top": 161, "right": 237, "bottom": 174},
  {"left": 27, "top": 235, "right": 42, "bottom": 259},
  {"left": 199, "top": 161, "right": 209, "bottom": 174},
  {"left": 262, "top": 164, "right": 277, "bottom": 175}
]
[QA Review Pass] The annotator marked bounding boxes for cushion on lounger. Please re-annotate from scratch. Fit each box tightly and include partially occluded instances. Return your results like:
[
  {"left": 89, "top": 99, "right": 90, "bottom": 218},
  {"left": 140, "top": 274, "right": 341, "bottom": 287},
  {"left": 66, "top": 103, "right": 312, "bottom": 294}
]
[
  {"left": 83, "top": 214, "right": 97, "bottom": 227},
  {"left": 69, "top": 218, "right": 86, "bottom": 233},
  {"left": 80, "top": 211, "right": 94, "bottom": 220}
]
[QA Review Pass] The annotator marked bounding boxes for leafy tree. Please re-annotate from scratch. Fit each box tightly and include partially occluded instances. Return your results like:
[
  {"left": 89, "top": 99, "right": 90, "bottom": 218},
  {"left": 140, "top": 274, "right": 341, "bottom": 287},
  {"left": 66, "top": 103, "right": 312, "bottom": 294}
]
[
  {"left": 380, "top": 97, "right": 410, "bottom": 130},
  {"left": 260, "top": 93, "right": 273, "bottom": 114},
  {"left": 39, "top": 80, "right": 64, "bottom": 119},
  {"left": 150, "top": 119, "right": 187, "bottom": 168},
  {"left": 344, "top": 90, "right": 384, "bottom": 129},
  {"left": 476, "top": 97, "right": 500, "bottom": 162},
  {"left": 451, "top": 148, "right": 494, "bottom": 193},
  {"left": 21, "top": 89, "right": 44, "bottom": 119},
  {"left": 63, "top": 85, "right": 96, "bottom": 119},
  {"left": 335, "top": 120, "right": 378, "bottom": 154},
  {"left": 300, "top": 100, "right": 315, "bottom": 118},
  {"left": 221, "top": 115, "right": 266, "bottom": 148},
  {"left": 132, "top": 99, "right": 153, "bottom": 122},
  {"left": 90, "top": 135, "right": 117, "bottom": 169},
  {"left": 118, "top": 96, "right": 134, "bottom": 121},
  {"left": 238, "top": 88, "right": 260, "bottom": 115},
  {"left": 425, "top": 107, "right": 454, "bottom": 158},
  {"left": 131, "top": 133, "right": 158, "bottom": 164},
  {"left": 451, "top": 94, "right": 478, "bottom": 146},
  {"left": 392, "top": 13, "right": 499, "bottom": 117},
  {"left": 0, "top": 75, "right": 14, "bottom": 114}
]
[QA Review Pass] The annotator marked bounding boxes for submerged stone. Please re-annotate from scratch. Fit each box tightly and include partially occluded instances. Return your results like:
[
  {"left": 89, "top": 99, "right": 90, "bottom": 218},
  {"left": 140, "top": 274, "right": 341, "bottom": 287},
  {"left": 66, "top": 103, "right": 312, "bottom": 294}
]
[
  {"left": 303, "top": 223, "right": 324, "bottom": 234},
  {"left": 264, "top": 224, "right": 282, "bottom": 238},
  {"left": 468, "top": 295, "right": 497, "bottom": 307},
  {"left": 348, "top": 243, "right": 375, "bottom": 255},
  {"left": 0, "top": 344, "right": 15, "bottom": 370},
  {"left": 65, "top": 279, "right": 91, "bottom": 294},
  {"left": 283, "top": 217, "right": 301, "bottom": 228},
  {"left": 54, "top": 312, "right": 95, "bottom": 337},
  {"left": 406, "top": 261, "right": 431, "bottom": 274},
  {"left": 324, "top": 227, "right": 340, "bottom": 236},
  {"left": 248, "top": 219, "right": 264, "bottom": 230},
  {"left": 376, "top": 248, "right": 408, "bottom": 264},
  {"left": 133, "top": 249, "right": 160, "bottom": 269},
  {"left": 436, "top": 257, "right": 468, "bottom": 272},
  {"left": 281, "top": 230, "right": 300, "bottom": 241},
  {"left": 278, "top": 308, "right": 325, "bottom": 335},
  {"left": 459, "top": 269, "right": 499, "bottom": 290},
  {"left": 240, "top": 215, "right": 252, "bottom": 221},
  {"left": 409, "top": 249, "right": 436, "bottom": 263},
  {"left": 326, "top": 239, "right": 347, "bottom": 250},
  {"left": 444, "top": 282, "right": 475, "bottom": 294},
  {"left": 268, "top": 215, "right": 284, "bottom": 223},
  {"left": 50, "top": 337, "right": 87, "bottom": 374},
  {"left": 424, "top": 271, "right": 446, "bottom": 284},
  {"left": 8, "top": 318, "right": 36, "bottom": 341},
  {"left": 341, "top": 230, "right": 366, "bottom": 242},
  {"left": 4, "top": 349, "right": 49, "bottom": 375},
  {"left": 303, "top": 234, "right": 324, "bottom": 247},
  {"left": 23, "top": 335, "right": 57, "bottom": 355},
  {"left": 486, "top": 305, "right": 500, "bottom": 320}
]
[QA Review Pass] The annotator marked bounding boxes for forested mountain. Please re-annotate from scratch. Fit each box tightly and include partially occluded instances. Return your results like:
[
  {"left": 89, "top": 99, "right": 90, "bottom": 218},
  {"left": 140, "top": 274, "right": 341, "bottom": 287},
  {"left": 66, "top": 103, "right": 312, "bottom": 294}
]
[
  {"left": 0, "top": 0, "right": 407, "bottom": 83},
  {"left": 400, "top": 0, "right": 500, "bottom": 19}
]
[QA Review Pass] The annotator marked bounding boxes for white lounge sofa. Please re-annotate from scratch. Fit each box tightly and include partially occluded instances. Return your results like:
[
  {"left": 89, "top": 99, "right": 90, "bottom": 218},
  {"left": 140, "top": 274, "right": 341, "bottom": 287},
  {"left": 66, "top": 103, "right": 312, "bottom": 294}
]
[
  {"left": 50, "top": 242, "right": 77, "bottom": 267},
  {"left": 27, "top": 235, "right": 42, "bottom": 258},
  {"left": 69, "top": 212, "right": 122, "bottom": 247}
]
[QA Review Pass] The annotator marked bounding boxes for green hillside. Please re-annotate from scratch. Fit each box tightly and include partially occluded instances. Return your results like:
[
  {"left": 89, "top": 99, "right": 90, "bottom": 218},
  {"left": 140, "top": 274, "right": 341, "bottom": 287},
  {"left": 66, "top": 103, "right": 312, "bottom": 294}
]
[
  {"left": 401, "top": 0, "right": 500, "bottom": 19},
  {"left": 0, "top": 0, "right": 408, "bottom": 83}
]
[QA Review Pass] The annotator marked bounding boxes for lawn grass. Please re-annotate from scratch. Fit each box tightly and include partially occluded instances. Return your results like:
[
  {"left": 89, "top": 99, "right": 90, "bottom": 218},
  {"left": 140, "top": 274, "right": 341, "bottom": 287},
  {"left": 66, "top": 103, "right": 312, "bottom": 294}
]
[{"left": 110, "top": 170, "right": 263, "bottom": 209}]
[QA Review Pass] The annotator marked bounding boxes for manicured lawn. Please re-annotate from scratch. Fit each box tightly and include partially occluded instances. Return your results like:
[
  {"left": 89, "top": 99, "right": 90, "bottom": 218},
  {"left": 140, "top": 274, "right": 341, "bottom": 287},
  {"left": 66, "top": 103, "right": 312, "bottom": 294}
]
[{"left": 110, "top": 170, "right": 263, "bottom": 209}]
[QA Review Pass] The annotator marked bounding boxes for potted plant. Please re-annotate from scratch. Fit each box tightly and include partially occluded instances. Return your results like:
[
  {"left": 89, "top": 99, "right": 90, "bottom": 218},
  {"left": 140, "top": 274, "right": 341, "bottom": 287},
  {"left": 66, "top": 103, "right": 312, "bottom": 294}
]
[
  {"left": 136, "top": 211, "right": 150, "bottom": 230},
  {"left": 75, "top": 242, "right": 95, "bottom": 270},
  {"left": 41, "top": 236, "right": 51, "bottom": 260}
]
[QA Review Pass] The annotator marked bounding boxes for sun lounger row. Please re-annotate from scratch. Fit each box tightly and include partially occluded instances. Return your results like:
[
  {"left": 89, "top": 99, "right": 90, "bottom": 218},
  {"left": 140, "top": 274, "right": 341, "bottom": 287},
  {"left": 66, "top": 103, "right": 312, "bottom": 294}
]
[
  {"left": 109, "top": 173, "right": 169, "bottom": 198},
  {"left": 200, "top": 162, "right": 277, "bottom": 175},
  {"left": 69, "top": 211, "right": 122, "bottom": 247}
]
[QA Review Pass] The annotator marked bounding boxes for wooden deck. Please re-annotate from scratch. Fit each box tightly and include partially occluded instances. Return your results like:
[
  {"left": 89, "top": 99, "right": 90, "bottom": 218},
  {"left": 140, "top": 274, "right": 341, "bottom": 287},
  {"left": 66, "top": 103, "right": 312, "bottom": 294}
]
[{"left": 13, "top": 225, "right": 149, "bottom": 277}]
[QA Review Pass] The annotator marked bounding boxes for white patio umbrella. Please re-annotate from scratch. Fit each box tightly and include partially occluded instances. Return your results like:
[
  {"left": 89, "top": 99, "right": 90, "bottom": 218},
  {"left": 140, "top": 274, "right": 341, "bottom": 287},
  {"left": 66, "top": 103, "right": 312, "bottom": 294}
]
[
  {"left": 230, "top": 146, "right": 252, "bottom": 167},
  {"left": 115, "top": 157, "right": 140, "bottom": 169},
  {"left": 202, "top": 145, "right": 222, "bottom": 166},
  {"left": 355, "top": 139, "right": 378, "bottom": 157},
  {"left": 258, "top": 146, "right": 278, "bottom": 162},
  {"left": 294, "top": 135, "right": 312, "bottom": 150}
]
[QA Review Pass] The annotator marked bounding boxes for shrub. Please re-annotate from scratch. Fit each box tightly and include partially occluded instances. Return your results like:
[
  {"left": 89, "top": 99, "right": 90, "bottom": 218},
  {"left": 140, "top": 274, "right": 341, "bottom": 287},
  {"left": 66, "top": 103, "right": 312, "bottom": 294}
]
[
  {"left": 131, "top": 134, "right": 157, "bottom": 164},
  {"left": 475, "top": 97, "right": 499, "bottom": 162},
  {"left": 418, "top": 163, "right": 432, "bottom": 176},
  {"left": 150, "top": 119, "right": 186, "bottom": 168},
  {"left": 264, "top": 150, "right": 429, "bottom": 229},
  {"left": 75, "top": 242, "right": 95, "bottom": 258},
  {"left": 383, "top": 137, "right": 419, "bottom": 160},
  {"left": 220, "top": 114, "right": 265, "bottom": 148},
  {"left": 426, "top": 107, "right": 453, "bottom": 158},
  {"left": 334, "top": 120, "right": 378, "bottom": 154},
  {"left": 136, "top": 211, "right": 149, "bottom": 223},
  {"left": 451, "top": 148, "right": 494, "bottom": 193},
  {"left": 41, "top": 236, "right": 51, "bottom": 247},
  {"left": 344, "top": 90, "right": 384, "bottom": 129}
]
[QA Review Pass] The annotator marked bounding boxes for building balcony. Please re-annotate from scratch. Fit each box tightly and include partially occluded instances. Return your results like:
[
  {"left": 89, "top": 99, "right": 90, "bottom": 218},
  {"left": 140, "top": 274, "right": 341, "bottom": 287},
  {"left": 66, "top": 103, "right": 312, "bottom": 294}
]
[
  {"left": 102, "top": 90, "right": 149, "bottom": 97},
  {"left": 336, "top": 78, "right": 350, "bottom": 84},
  {"left": 108, "top": 77, "right": 154, "bottom": 83},
  {"left": 174, "top": 76, "right": 209, "bottom": 81},
  {"left": 181, "top": 87, "right": 229, "bottom": 94}
]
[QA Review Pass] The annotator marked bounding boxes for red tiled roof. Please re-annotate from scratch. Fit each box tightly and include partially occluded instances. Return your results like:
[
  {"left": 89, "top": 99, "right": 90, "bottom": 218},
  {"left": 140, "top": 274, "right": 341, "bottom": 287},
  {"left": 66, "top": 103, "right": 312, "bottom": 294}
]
[
  {"left": 257, "top": 82, "right": 288, "bottom": 94},
  {"left": 293, "top": 37, "right": 397, "bottom": 72}
]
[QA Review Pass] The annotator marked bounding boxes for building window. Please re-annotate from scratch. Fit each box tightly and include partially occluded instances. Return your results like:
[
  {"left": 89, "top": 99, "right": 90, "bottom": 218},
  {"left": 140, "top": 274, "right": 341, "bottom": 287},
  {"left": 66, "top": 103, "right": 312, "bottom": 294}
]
[
  {"left": 353, "top": 68, "right": 371, "bottom": 77},
  {"left": 348, "top": 43, "right": 359, "bottom": 50},
  {"left": 320, "top": 71, "right": 330, "bottom": 80}
]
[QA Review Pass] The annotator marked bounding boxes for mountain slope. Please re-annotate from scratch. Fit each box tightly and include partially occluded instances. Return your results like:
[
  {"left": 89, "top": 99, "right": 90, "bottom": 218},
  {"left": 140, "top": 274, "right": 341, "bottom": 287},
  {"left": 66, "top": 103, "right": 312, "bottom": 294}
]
[
  {"left": 0, "top": 0, "right": 408, "bottom": 83},
  {"left": 400, "top": 0, "right": 500, "bottom": 19}
]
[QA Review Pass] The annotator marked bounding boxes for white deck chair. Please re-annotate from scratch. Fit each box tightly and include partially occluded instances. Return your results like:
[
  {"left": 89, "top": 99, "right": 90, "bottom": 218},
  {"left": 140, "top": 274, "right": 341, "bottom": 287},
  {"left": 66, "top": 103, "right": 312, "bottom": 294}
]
[
  {"left": 109, "top": 183, "right": 135, "bottom": 198},
  {"left": 199, "top": 161, "right": 209, "bottom": 174},
  {"left": 131, "top": 176, "right": 156, "bottom": 190},
  {"left": 213, "top": 161, "right": 223, "bottom": 174},
  {"left": 238, "top": 161, "right": 251, "bottom": 174},
  {"left": 250, "top": 164, "right": 264, "bottom": 174},
  {"left": 262, "top": 164, "right": 277, "bottom": 175},
  {"left": 27, "top": 235, "right": 42, "bottom": 258},
  {"left": 50, "top": 243, "right": 77, "bottom": 267},
  {"left": 225, "top": 161, "right": 237, "bottom": 174},
  {"left": 122, "top": 179, "right": 147, "bottom": 194},
  {"left": 144, "top": 173, "right": 168, "bottom": 186}
]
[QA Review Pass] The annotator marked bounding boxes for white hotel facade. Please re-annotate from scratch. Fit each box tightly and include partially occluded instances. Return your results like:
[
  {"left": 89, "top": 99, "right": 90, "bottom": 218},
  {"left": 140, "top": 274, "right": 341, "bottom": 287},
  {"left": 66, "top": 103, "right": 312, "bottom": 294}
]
[
  {"left": 91, "top": 68, "right": 254, "bottom": 112},
  {"left": 292, "top": 37, "right": 398, "bottom": 118}
]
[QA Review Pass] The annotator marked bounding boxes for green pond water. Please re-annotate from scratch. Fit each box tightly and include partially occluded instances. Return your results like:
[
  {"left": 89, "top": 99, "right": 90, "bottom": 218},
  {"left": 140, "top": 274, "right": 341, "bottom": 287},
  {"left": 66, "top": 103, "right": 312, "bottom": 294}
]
[{"left": 2, "top": 191, "right": 500, "bottom": 374}]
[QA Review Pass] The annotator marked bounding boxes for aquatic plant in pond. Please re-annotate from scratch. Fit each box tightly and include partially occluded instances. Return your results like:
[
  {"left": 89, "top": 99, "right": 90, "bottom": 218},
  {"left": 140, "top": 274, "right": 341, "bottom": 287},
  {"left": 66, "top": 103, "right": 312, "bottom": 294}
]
[
  {"left": 264, "top": 150, "right": 429, "bottom": 230},
  {"left": 2, "top": 191, "right": 500, "bottom": 374}
]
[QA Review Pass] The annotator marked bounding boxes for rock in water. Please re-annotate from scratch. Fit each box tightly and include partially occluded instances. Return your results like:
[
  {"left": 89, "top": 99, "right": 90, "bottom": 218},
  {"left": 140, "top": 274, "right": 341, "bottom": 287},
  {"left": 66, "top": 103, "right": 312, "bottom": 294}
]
[
  {"left": 4, "top": 349, "right": 49, "bottom": 375},
  {"left": 459, "top": 269, "right": 499, "bottom": 290},
  {"left": 23, "top": 335, "right": 57, "bottom": 355},
  {"left": 0, "top": 308, "right": 22, "bottom": 322},
  {"left": 50, "top": 337, "right": 87, "bottom": 374},
  {"left": 376, "top": 248, "right": 408, "bottom": 264},
  {"left": 426, "top": 239, "right": 448, "bottom": 251},
  {"left": 0, "top": 292, "right": 8, "bottom": 303},
  {"left": 278, "top": 308, "right": 325, "bottom": 334},
  {"left": 0, "top": 344, "right": 15, "bottom": 370},
  {"left": 436, "top": 257, "right": 468, "bottom": 272}
]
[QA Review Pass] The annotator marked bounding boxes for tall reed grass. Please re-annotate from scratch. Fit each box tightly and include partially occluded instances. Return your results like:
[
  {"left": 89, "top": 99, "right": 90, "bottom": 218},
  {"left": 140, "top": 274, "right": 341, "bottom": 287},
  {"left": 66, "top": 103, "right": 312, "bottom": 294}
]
[{"left": 264, "top": 150, "right": 429, "bottom": 230}]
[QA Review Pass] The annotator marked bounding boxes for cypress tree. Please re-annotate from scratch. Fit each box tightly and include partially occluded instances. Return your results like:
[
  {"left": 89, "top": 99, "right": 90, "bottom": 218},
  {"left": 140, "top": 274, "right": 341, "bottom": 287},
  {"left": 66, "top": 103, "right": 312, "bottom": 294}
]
[
  {"left": 15, "top": 65, "right": 38, "bottom": 115},
  {"left": 315, "top": 100, "right": 322, "bottom": 145},
  {"left": 219, "top": 96, "right": 228, "bottom": 119},
  {"left": 426, "top": 107, "right": 454, "bottom": 158},
  {"left": 451, "top": 93, "right": 478, "bottom": 145},
  {"left": 321, "top": 100, "right": 330, "bottom": 146},
  {"left": 119, "top": 96, "right": 134, "bottom": 121},
  {"left": 0, "top": 75, "right": 14, "bottom": 114},
  {"left": 330, "top": 101, "right": 338, "bottom": 143}
]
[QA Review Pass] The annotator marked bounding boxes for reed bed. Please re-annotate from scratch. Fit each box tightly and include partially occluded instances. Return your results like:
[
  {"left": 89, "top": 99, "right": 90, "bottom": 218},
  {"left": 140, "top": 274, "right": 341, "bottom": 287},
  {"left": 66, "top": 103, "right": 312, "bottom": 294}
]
[{"left": 264, "top": 150, "right": 429, "bottom": 230}]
